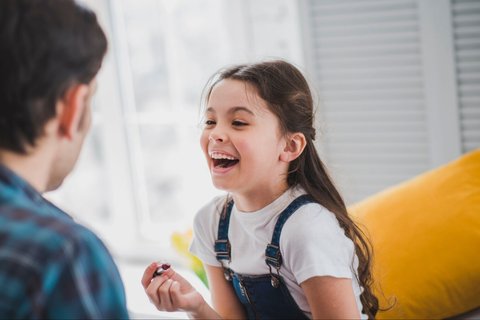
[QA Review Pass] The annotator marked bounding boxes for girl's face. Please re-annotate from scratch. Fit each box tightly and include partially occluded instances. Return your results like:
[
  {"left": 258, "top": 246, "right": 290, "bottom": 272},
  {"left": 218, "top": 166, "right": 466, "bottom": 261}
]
[{"left": 200, "top": 79, "right": 289, "bottom": 200}]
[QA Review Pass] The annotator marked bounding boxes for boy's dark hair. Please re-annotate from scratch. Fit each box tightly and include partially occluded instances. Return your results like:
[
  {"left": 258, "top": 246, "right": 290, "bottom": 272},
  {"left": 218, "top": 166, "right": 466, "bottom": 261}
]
[{"left": 0, "top": 0, "right": 107, "bottom": 153}]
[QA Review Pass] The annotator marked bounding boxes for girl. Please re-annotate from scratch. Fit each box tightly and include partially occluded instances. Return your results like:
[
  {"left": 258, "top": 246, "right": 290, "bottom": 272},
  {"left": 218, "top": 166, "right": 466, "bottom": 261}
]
[{"left": 142, "top": 60, "right": 378, "bottom": 319}]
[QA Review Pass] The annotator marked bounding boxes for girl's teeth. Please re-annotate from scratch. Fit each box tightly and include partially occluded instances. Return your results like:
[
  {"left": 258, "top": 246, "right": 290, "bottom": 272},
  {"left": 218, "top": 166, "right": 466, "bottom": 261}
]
[{"left": 210, "top": 152, "right": 236, "bottom": 160}]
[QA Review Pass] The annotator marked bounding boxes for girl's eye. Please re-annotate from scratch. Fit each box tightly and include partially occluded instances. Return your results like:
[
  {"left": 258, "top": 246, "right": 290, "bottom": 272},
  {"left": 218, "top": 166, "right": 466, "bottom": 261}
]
[
  {"left": 232, "top": 120, "right": 247, "bottom": 127},
  {"left": 204, "top": 119, "right": 216, "bottom": 126}
]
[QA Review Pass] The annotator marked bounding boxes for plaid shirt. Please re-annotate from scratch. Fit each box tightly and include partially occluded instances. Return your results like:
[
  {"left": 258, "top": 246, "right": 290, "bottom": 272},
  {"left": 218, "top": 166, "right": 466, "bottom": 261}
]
[{"left": 0, "top": 164, "right": 129, "bottom": 319}]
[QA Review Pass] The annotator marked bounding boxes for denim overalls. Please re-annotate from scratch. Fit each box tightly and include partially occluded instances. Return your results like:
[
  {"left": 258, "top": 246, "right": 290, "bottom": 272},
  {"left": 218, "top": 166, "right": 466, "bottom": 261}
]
[{"left": 214, "top": 194, "right": 314, "bottom": 319}]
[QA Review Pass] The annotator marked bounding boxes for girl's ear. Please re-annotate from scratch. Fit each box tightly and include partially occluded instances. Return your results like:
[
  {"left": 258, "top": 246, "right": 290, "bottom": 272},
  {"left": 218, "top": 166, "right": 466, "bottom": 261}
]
[{"left": 280, "top": 132, "right": 307, "bottom": 163}]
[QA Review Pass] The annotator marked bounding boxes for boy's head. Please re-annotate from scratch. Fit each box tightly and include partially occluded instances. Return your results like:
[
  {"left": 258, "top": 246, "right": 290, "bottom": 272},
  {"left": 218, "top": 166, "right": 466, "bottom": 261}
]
[{"left": 0, "top": 0, "right": 107, "bottom": 154}]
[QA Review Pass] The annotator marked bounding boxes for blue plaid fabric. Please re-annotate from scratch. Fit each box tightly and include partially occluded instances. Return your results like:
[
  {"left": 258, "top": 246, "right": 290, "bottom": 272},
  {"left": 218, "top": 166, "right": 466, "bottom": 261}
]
[{"left": 0, "top": 164, "right": 129, "bottom": 319}]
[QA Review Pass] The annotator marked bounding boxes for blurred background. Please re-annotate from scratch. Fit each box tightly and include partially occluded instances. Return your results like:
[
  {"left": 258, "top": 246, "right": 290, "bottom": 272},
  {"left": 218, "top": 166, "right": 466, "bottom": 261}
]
[{"left": 44, "top": 0, "right": 479, "bottom": 317}]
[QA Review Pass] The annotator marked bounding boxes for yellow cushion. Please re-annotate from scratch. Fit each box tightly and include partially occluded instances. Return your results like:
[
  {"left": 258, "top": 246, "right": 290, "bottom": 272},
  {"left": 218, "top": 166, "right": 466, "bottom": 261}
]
[{"left": 349, "top": 150, "right": 480, "bottom": 319}]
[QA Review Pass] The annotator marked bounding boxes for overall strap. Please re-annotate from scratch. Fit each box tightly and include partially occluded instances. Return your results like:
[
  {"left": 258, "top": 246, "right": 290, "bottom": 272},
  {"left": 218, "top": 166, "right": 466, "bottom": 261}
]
[
  {"left": 214, "top": 199, "right": 234, "bottom": 262},
  {"left": 265, "top": 194, "right": 315, "bottom": 271}
]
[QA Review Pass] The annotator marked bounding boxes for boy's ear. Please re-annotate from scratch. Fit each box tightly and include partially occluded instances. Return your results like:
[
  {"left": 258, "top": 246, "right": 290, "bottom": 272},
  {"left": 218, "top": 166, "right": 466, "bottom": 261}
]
[
  {"left": 280, "top": 132, "right": 307, "bottom": 163},
  {"left": 57, "top": 83, "right": 90, "bottom": 140}
]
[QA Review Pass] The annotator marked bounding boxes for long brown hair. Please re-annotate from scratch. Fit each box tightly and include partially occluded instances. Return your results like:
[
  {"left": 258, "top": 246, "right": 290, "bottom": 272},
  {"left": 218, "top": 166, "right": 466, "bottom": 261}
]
[{"left": 204, "top": 60, "right": 379, "bottom": 318}]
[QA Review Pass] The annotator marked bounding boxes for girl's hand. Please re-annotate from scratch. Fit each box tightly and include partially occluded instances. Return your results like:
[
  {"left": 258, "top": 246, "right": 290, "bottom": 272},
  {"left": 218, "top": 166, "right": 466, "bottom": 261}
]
[{"left": 141, "top": 262, "right": 207, "bottom": 315}]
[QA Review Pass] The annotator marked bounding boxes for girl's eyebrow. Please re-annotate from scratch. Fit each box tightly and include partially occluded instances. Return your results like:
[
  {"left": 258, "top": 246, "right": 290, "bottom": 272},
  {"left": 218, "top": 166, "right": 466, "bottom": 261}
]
[{"left": 206, "top": 106, "right": 255, "bottom": 116}]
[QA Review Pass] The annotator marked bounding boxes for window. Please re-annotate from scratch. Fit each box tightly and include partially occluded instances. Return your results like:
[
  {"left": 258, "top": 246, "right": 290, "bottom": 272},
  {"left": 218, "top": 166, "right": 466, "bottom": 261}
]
[
  {"left": 452, "top": 0, "right": 480, "bottom": 153},
  {"left": 302, "top": 0, "right": 478, "bottom": 203}
]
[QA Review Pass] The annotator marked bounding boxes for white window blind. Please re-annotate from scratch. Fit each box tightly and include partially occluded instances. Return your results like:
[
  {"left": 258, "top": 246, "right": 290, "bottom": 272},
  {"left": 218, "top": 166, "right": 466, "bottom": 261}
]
[
  {"left": 305, "top": 0, "right": 430, "bottom": 203},
  {"left": 452, "top": 0, "right": 480, "bottom": 153}
]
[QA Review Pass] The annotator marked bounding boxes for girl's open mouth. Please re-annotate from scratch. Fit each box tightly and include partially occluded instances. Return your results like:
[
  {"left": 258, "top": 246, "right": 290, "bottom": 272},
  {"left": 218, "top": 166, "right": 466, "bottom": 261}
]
[
  {"left": 213, "top": 158, "right": 239, "bottom": 168},
  {"left": 210, "top": 151, "right": 239, "bottom": 169}
]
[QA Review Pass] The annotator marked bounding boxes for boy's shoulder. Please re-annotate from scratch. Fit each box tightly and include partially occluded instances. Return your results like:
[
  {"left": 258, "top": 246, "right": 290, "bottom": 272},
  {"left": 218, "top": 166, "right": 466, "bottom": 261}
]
[
  {"left": 0, "top": 203, "right": 126, "bottom": 318},
  {"left": 0, "top": 199, "right": 112, "bottom": 274}
]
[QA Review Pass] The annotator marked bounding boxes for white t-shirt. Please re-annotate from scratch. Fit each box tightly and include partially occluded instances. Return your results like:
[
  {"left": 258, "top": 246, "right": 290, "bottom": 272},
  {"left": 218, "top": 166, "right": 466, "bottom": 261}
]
[{"left": 190, "top": 187, "right": 367, "bottom": 319}]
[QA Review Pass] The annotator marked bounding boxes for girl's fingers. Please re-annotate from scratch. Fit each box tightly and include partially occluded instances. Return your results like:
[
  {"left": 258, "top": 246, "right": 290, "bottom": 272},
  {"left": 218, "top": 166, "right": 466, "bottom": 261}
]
[
  {"left": 145, "top": 273, "right": 171, "bottom": 309},
  {"left": 141, "top": 262, "right": 159, "bottom": 289},
  {"left": 161, "top": 267, "right": 175, "bottom": 279},
  {"left": 158, "top": 278, "right": 175, "bottom": 311},
  {"left": 145, "top": 278, "right": 161, "bottom": 306},
  {"left": 143, "top": 264, "right": 188, "bottom": 312},
  {"left": 170, "top": 281, "right": 184, "bottom": 308}
]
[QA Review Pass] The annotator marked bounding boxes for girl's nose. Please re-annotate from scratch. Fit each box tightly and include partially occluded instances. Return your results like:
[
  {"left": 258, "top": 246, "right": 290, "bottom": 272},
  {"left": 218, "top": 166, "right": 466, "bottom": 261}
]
[{"left": 209, "top": 131, "right": 225, "bottom": 143}]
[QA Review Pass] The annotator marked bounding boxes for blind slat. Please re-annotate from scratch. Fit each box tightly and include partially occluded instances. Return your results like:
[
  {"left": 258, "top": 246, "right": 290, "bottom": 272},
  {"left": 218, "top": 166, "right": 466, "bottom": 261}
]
[{"left": 453, "top": 0, "right": 480, "bottom": 152}]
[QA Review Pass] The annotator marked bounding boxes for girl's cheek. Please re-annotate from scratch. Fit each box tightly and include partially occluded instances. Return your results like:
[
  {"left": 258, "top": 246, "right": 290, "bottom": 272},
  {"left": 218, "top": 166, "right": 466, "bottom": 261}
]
[
  {"left": 234, "top": 139, "right": 252, "bottom": 155},
  {"left": 199, "top": 131, "right": 208, "bottom": 148}
]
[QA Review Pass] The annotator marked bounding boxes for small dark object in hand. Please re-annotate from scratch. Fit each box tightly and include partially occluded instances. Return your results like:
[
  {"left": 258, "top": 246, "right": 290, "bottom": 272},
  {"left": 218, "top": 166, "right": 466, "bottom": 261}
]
[{"left": 153, "top": 263, "right": 171, "bottom": 278}]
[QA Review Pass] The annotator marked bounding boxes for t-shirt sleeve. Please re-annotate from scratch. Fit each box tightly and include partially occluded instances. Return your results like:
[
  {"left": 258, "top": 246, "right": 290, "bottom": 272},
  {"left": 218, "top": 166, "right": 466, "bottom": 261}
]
[
  {"left": 189, "top": 197, "right": 223, "bottom": 267},
  {"left": 281, "top": 204, "right": 356, "bottom": 285},
  {"left": 45, "top": 228, "right": 129, "bottom": 319}
]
